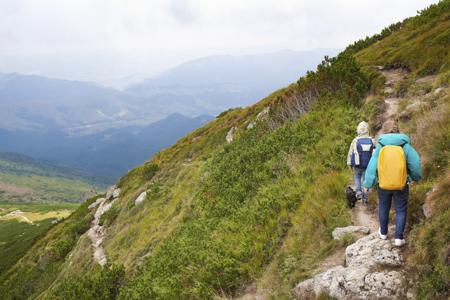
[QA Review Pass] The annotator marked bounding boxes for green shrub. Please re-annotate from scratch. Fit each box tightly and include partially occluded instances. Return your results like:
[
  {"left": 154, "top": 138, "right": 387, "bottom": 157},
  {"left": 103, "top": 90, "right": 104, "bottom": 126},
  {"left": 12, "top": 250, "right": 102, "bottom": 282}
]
[
  {"left": 355, "top": 1, "right": 450, "bottom": 75},
  {"left": 409, "top": 175, "right": 450, "bottom": 299},
  {"left": 51, "top": 264, "right": 125, "bottom": 300},
  {"left": 360, "top": 97, "right": 386, "bottom": 133},
  {"left": 117, "top": 163, "right": 159, "bottom": 194},
  {"left": 393, "top": 78, "right": 414, "bottom": 97},
  {"left": 99, "top": 205, "right": 120, "bottom": 227}
]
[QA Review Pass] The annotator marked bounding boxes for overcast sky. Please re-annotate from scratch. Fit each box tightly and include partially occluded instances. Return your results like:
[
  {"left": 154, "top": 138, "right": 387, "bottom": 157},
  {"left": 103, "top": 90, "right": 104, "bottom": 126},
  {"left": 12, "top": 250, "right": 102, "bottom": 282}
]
[{"left": 0, "top": 0, "right": 439, "bottom": 87}]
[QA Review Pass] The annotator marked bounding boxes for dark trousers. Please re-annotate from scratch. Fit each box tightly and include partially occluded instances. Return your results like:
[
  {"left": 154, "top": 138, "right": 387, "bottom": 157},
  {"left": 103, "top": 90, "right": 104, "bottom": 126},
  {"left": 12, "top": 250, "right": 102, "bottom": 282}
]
[{"left": 377, "top": 185, "right": 409, "bottom": 239}]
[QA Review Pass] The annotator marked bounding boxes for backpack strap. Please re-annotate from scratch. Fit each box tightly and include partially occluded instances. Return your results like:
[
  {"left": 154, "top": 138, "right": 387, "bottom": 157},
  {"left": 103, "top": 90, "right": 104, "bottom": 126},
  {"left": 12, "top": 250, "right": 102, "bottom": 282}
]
[{"left": 378, "top": 141, "right": 407, "bottom": 147}]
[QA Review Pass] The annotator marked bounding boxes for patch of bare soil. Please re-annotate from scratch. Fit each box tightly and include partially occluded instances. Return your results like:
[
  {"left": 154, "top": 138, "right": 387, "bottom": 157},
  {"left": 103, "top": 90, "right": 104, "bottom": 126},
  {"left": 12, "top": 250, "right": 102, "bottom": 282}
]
[
  {"left": 0, "top": 182, "right": 32, "bottom": 195},
  {"left": 352, "top": 202, "right": 378, "bottom": 233}
]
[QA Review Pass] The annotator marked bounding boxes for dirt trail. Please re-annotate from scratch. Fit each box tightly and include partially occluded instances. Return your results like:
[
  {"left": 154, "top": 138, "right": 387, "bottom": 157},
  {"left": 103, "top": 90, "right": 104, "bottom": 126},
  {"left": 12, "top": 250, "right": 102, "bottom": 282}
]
[
  {"left": 352, "top": 203, "right": 378, "bottom": 233},
  {"left": 377, "top": 69, "right": 407, "bottom": 137}
]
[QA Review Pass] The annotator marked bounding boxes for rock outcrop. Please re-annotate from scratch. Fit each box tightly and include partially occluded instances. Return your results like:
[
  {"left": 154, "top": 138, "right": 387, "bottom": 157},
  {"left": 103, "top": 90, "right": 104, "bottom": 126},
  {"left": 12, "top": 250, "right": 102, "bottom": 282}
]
[
  {"left": 226, "top": 127, "right": 238, "bottom": 143},
  {"left": 105, "top": 185, "right": 121, "bottom": 200},
  {"left": 294, "top": 229, "right": 406, "bottom": 299},
  {"left": 135, "top": 191, "right": 147, "bottom": 205},
  {"left": 247, "top": 107, "right": 270, "bottom": 129}
]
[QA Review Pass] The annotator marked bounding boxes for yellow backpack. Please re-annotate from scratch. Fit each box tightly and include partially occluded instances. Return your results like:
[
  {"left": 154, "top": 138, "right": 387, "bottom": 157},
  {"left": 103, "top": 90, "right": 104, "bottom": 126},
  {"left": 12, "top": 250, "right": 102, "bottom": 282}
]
[{"left": 378, "top": 143, "right": 407, "bottom": 190}]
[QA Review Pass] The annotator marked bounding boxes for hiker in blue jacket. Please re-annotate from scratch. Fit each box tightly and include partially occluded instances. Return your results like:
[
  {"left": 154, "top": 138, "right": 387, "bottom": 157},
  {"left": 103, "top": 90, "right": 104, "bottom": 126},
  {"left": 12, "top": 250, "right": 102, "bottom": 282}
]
[
  {"left": 347, "top": 121, "right": 374, "bottom": 203},
  {"left": 363, "top": 120, "right": 422, "bottom": 247}
]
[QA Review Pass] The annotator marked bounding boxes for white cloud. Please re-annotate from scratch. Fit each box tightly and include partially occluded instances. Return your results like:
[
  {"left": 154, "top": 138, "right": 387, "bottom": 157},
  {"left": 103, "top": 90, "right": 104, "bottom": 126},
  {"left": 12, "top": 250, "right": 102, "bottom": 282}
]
[{"left": 0, "top": 0, "right": 439, "bottom": 85}]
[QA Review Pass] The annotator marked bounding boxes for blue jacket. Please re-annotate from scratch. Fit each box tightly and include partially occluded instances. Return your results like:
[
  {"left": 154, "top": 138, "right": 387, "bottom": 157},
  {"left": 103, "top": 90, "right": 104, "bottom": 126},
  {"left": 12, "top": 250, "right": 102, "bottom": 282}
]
[{"left": 363, "top": 133, "right": 422, "bottom": 189}]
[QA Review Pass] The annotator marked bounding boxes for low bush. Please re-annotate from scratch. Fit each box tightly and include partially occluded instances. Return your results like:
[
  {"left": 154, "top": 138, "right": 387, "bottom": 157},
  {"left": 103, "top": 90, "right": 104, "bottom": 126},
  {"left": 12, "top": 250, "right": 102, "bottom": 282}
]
[
  {"left": 409, "top": 174, "right": 450, "bottom": 299},
  {"left": 99, "top": 205, "right": 120, "bottom": 227},
  {"left": 360, "top": 96, "right": 386, "bottom": 133},
  {"left": 51, "top": 264, "right": 126, "bottom": 300}
]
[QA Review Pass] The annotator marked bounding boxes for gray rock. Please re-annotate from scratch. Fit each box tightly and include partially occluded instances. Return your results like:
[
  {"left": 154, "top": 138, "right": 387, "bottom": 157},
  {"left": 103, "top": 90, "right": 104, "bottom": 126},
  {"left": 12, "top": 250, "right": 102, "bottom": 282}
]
[
  {"left": 247, "top": 107, "right": 270, "bottom": 130},
  {"left": 87, "top": 197, "right": 116, "bottom": 267},
  {"left": 346, "top": 231, "right": 403, "bottom": 268},
  {"left": 105, "top": 185, "right": 117, "bottom": 200},
  {"left": 100, "top": 199, "right": 117, "bottom": 216},
  {"left": 363, "top": 271, "right": 405, "bottom": 298},
  {"left": 422, "top": 186, "right": 436, "bottom": 219},
  {"left": 226, "top": 127, "right": 237, "bottom": 143},
  {"left": 434, "top": 87, "right": 444, "bottom": 94},
  {"left": 293, "top": 278, "right": 314, "bottom": 299},
  {"left": 332, "top": 226, "right": 370, "bottom": 240},
  {"left": 88, "top": 197, "right": 105, "bottom": 209},
  {"left": 112, "top": 188, "right": 121, "bottom": 199},
  {"left": 294, "top": 230, "right": 406, "bottom": 299},
  {"left": 422, "top": 202, "right": 431, "bottom": 219},
  {"left": 135, "top": 191, "right": 147, "bottom": 205}
]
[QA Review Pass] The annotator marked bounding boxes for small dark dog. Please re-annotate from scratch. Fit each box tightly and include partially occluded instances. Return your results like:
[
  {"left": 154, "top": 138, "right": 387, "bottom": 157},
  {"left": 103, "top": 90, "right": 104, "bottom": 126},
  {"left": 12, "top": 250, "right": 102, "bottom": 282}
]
[{"left": 345, "top": 186, "right": 357, "bottom": 208}]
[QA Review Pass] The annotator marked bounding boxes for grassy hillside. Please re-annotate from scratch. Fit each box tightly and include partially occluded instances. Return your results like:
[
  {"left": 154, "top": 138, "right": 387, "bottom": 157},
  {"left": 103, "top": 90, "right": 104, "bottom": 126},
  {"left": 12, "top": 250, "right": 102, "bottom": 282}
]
[
  {"left": 0, "top": 152, "right": 101, "bottom": 280},
  {"left": 0, "top": 202, "right": 78, "bottom": 274},
  {"left": 0, "top": 152, "right": 102, "bottom": 203},
  {"left": 0, "top": 1, "right": 448, "bottom": 299}
]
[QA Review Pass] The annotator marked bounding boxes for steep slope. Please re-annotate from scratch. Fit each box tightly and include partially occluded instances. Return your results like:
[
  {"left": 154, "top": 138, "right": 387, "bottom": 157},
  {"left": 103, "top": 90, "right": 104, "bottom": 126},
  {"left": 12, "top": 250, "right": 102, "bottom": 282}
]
[{"left": 0, "top": 2, "right": 448, "bottom": 299}]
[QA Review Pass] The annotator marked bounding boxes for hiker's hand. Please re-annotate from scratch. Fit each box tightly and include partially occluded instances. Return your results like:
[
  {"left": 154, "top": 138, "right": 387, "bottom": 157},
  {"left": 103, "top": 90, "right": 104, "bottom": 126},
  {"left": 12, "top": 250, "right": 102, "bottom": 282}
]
[{"left": 363, "top": 188, "right": 369, "bottom": 193}]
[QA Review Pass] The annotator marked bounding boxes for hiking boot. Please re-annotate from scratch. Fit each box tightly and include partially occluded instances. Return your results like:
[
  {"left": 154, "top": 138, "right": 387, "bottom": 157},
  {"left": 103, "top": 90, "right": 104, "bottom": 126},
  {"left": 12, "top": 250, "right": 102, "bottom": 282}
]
[
  {"left": 378, "top": 228, "right": 387, "bottom": 240},
  {"left": 356, "top": 191, "right": 363, "bottom": 200},
  {"left": 394, "top": 239, "right": 406, "bottom": 247}
]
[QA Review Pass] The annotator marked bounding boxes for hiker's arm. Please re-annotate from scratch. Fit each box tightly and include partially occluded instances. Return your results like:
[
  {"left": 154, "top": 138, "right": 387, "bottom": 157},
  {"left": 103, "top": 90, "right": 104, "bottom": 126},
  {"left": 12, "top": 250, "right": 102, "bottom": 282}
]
[
  {"left": 363, "top": 144, "right": 381, "bottom": 189},
  {"left": 404, "top": 144, "right": 422, "bottom": 182},
  {"left": 347, "top": 139, "right": 355, "bottom": 166}
]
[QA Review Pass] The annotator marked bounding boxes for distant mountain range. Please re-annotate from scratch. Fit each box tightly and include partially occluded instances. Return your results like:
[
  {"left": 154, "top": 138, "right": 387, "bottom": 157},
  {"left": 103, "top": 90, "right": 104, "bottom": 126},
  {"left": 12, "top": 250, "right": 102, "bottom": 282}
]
[
  {"left": 0, "top": 49, "right": 337, "bottom": 135},
  {"left": 0, "top": 49, "right": 337, "bottom": 179},
  {"left": 125, "top": 49, "right": 339, "bottom": 113}
]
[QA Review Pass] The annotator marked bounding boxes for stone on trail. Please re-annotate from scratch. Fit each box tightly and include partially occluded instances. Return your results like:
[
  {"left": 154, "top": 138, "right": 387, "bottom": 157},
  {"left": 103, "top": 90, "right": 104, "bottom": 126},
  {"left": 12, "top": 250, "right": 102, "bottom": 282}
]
[
  {"left": 332, "top": 225, "right": 370, "bottom": 240},
  {"left": 88, "top": 197, "right": 105, "bottom": 209},
  {"left": 105, "top": 185, "right": 121, "bottom": 200},
  {"left": 112, "top": 188, "right": 121, "bottom": 199},
  {"left": 105, "top": 185, "right": 116, "bottom": 200},
  {"left": 294, "top": 230, "right": 406, "bottom": 299}
]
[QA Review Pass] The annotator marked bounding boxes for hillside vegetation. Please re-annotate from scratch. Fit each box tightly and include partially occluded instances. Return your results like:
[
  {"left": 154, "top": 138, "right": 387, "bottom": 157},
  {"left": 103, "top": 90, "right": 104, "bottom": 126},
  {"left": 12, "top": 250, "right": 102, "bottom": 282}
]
[
  {"left": 0, "top": 1, "right": 449, "bottom": 299},
  {"left": 0, "top": 152, "right": 101, "bottom": 203}
]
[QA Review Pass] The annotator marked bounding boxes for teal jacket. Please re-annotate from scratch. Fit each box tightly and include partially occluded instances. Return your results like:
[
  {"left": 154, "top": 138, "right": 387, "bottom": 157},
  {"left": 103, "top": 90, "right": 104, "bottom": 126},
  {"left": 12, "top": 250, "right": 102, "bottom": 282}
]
[{"left": 363, "top": 133, "right": 422, "bottom": 189}]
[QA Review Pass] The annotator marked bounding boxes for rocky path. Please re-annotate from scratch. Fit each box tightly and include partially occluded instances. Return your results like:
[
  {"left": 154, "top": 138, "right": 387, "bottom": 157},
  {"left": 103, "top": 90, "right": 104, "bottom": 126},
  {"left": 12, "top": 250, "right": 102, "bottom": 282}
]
[
  {"left": 294, "top": 200, "right": 409, "bottom": 299},
  {"left": 294, "top": 69, "right": 411, "bottom": 299},
  {"left": 87, "top": 185, "right": 120, "bottom": 266},
  {"left": 376, "top": 68, "right": 407, "bottom": 137}
]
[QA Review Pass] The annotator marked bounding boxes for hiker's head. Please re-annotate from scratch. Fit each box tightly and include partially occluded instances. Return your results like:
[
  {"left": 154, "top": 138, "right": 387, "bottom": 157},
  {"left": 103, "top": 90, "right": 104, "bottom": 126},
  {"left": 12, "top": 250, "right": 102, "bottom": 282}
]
[
  {"left": 357, "top": 121, "right": 369, "bottom": 136},
  {"left": 382, "top": 119, "right": 400, "bottom": 134}
]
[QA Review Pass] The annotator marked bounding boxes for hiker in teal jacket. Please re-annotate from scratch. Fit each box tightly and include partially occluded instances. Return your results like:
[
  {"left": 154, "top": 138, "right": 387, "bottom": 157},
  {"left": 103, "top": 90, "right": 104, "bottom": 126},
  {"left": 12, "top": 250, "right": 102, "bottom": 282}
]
[{"left": 363, "top": 120, "right": 422, "bottom": 247}]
